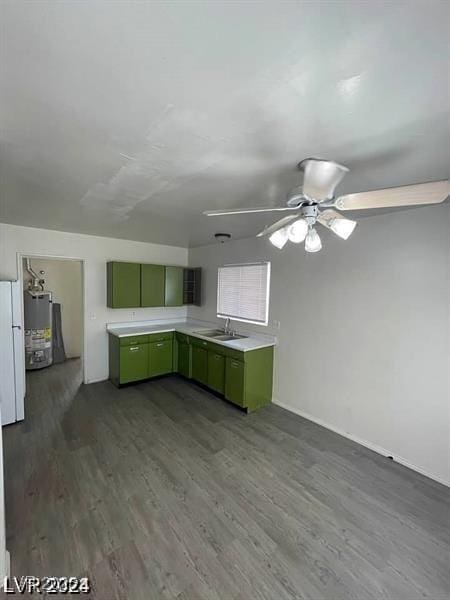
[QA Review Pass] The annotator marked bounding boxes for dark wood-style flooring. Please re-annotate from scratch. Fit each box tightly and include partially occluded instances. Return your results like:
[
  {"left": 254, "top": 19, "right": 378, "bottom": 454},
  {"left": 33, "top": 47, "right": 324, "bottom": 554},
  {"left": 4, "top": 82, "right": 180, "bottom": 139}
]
[{"left": 3, "top": 359, "right": 449, "bottom": 599}]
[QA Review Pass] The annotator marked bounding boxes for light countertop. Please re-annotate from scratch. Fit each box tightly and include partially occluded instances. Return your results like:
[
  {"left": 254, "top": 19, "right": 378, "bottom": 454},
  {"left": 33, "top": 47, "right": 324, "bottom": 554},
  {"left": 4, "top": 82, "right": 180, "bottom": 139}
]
[{"left": 107, "top": 319, "right": 276, "bottom": 352}]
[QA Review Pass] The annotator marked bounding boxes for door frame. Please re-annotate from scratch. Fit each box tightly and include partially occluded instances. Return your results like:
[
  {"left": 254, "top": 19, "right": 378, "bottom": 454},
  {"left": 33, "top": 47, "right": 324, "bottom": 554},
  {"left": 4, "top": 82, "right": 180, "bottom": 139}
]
[{"left": 16, "top": 252, "right": 88, "bottom": 392}]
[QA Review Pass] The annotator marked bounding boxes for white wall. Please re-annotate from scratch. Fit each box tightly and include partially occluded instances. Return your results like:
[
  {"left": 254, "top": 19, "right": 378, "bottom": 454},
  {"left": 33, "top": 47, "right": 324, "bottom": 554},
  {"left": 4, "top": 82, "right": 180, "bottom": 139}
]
[
  {"left": 23, "top": 257, "right": 83, "bottom": 358},
  {"left": 0, "top": 223, "right": 188, "bottom": 383},
  {"left": 0, "top": 406, "right": 7, "bottom": 584},
  {"left": 188, "top": 204, "right": 450, "bottom": 485}
]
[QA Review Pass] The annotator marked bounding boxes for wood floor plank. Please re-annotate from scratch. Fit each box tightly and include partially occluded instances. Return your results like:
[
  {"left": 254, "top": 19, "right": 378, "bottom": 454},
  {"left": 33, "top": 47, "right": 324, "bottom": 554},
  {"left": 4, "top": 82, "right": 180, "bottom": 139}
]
[{"left": 3, "top": 359, "right": 449, "bottom": 599}]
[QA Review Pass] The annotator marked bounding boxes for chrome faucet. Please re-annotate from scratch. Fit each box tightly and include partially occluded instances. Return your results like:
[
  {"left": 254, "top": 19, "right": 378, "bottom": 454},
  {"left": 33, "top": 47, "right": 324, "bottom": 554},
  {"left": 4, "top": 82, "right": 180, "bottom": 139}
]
[
  {"left": 224, "top": 318, "right": 236, "bottom": 336},
  {"left": 224, "top": 318, "right": 231, "bottom": 334}
]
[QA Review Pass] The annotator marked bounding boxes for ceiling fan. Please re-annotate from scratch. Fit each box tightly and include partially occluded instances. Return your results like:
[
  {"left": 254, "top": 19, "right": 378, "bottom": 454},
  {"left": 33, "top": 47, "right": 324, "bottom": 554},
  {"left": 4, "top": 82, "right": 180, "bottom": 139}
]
[{"left": 204, "top": 158, "right": 449, "bottom": 252}]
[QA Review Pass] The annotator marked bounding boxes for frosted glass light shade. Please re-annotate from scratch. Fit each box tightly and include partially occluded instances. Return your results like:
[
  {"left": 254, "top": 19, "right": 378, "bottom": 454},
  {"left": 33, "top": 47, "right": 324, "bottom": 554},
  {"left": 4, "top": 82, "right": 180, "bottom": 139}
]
[
  {"left": 269, "top": 226, "right": 289, "bottom": 249},
  {"left": 330, "top": 217, "right": 357, "bottom": 240},
  {"left": 287, "top": 219, "right": 308, "bottom": 243},
  {"left": 305, "top": 228, "right": 322, "bottom": 252}
]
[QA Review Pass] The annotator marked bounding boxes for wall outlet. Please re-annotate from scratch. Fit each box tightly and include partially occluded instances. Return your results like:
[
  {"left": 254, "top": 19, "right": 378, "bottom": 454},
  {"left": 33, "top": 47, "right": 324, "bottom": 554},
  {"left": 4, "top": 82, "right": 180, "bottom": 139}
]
[
  {"left": 273, "top": 320, "right": 281, "bottom": 330},
  {"left": 131, "top": 310, "right": 136, "bottom": 320}
]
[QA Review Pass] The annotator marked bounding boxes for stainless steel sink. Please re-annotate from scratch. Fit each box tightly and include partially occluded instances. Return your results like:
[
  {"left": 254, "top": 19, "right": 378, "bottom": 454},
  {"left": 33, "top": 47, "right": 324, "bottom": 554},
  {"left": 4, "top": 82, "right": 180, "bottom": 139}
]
[
  {"left": 194, "top": 329, "right": 247, "bottom": 341},
  {"left": 194, "top": 329, "right": 225, "bottom": 337},
  {"left": 214, "top": 334, "right": 247, "bottom": 341}
]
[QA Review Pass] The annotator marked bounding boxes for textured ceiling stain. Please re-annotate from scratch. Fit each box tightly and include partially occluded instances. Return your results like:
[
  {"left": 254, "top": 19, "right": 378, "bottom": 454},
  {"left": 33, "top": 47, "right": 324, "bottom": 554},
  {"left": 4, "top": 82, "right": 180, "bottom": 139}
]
[{"left": 1, "top": 1, "right": 449, "bottom": 247}]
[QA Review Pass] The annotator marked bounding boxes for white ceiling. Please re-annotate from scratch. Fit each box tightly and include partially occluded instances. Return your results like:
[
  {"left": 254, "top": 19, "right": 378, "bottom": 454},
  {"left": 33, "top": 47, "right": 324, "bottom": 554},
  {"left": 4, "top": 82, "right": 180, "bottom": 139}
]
[{"left": 1, "top": 1, "right": 449, "bottom": 247}]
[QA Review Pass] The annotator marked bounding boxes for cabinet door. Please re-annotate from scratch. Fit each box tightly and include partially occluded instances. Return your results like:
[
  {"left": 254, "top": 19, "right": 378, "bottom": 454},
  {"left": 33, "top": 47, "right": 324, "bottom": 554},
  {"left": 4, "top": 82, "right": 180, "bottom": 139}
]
[
  {"left": 225, "top": 357, "right": 245, "bottom": 406},
  {"left": 108, "top": 262, "right": 141, "bottom": 308},
  {"left": 148, "top": 340, "right": 173, "bottom": 377},
  {"left": 191, "top": 346, "right": 208, "bottom": 385},
  {"left": 178, "top": 342, "right": 191, "bottom": 378},
  {"left": 165, "top": 266, "right": 183, "bottom": 306},
  {"left": 120, "top": 344, "right": 149, "bottom": 383},
  {"left": 141, "top": 264, "right": 165, "bottom": 307},
  {"left": 208, "top": 351, "right": 225, "bottom": 394}
]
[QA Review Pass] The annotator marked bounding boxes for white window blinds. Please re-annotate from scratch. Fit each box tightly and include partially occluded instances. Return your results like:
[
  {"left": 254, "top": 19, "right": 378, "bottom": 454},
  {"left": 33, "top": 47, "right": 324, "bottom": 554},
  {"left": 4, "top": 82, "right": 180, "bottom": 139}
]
[{"left": 217, "top": 262, "right": 271, "bottom": 326}]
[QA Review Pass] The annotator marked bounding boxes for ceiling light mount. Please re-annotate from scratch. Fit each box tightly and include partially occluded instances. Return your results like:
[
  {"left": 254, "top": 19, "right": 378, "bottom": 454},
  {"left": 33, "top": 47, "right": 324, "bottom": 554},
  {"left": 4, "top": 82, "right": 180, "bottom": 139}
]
[{"left": 214, "top": 232, "right": 231, "bottom": 243}]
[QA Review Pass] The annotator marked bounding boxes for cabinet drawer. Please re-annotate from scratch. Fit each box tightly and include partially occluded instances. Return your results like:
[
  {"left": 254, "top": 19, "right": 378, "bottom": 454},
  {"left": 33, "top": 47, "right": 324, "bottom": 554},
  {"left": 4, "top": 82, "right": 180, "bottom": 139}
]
[
  {"left": 119, "top": 335, "right": 149, "bottom": 347},
  {"left": 120, "top": 344, "right": 149, "bottom": 383},
  {"left": 148, "top": 340, "right": 173, "bottom": 377},
  {"left": 190, "top": 336, "right": 209, "bottom": 350},
  {"left": 225, "top": 357, "right": 245, "bottom": 407},
  {"left": 148, "top": 331, "right": 174, "bottom": 343}
]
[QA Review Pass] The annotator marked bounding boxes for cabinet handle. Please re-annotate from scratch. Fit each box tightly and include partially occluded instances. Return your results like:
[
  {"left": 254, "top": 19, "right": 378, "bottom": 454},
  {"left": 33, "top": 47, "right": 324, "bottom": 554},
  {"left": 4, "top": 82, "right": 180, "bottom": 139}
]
[
  {"left": 129, "top": 346, "right": 139, "bottom": 351},
  {"left": 202, "top": 341, "right": 207, "bottom": 346},
  {"left": 231, "top": 361, "right": 239, "bottom": 367},
  {"left": 156, "top": 343, "right": 164, "bottom": 347}
]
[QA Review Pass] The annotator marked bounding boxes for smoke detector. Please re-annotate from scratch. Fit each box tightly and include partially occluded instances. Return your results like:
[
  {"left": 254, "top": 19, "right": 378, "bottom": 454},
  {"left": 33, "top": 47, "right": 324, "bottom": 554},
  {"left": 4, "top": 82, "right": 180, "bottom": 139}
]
[{"left": 214, "top": 233, "right": 231, "bottom": 243}]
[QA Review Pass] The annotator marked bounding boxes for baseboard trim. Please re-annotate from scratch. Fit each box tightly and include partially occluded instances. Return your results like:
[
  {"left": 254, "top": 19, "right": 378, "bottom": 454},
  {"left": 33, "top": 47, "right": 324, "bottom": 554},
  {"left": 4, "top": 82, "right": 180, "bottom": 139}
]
[
  {"left": 272, "top": 398, "right": 450, "bottom": 487},
  {"left": 85, "top": 377, "right": 109, "bottom": 385}
]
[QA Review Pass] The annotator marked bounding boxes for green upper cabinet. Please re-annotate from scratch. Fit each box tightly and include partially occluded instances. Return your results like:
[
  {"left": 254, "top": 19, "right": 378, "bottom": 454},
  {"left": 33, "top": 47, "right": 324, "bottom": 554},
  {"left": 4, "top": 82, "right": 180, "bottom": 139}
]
[
  {"left": 107, "top": 262, "right": 199, "bottom": 308},
  {"left": 107, "top": 262, "right": 141, "bottom": 308},
  {"left": 141, "top": 264, "right": 165, "bottom": 307},
  {"left": 165, "top": 266, "right": 183, "bottom": 306}
]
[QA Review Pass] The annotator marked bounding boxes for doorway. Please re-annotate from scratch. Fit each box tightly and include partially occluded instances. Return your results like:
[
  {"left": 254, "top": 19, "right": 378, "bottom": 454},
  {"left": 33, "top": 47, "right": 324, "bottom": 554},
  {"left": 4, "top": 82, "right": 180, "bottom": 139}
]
[{"left": 18, "top": 254, "right": 86, "bottom": 418}]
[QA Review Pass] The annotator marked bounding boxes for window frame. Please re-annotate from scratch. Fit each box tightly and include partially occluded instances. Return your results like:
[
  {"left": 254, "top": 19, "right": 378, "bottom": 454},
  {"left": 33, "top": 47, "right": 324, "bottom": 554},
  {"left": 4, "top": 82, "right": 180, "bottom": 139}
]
[{"left": 216, "top": 261, "right": 271, "bottom": 327}]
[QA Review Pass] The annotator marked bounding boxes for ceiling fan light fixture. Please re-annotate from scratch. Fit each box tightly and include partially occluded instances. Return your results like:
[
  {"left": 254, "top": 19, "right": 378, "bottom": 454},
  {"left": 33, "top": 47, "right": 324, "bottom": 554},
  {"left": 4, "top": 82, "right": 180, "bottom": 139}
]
[
  {"left": 287, "top": 218, "right": 308, "bottom": 243},
  {"left": 299, "top": 158, "right": 349, "bottom": 202},
  {"left": 305, "top": 227, "right": 322, "bottom": 253},
  {"left": 330, "top": 217, "right": 357, "bottom": 240},
  {"left": 269, "top": 226, "right": 289, "bottom": 249}
]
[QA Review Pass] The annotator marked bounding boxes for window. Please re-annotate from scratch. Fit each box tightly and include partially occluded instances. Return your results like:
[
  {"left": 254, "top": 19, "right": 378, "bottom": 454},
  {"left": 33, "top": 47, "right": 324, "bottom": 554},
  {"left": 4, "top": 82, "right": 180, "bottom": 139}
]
[{"left": 217, "top": 262, "right": 271, "bottom": 326}]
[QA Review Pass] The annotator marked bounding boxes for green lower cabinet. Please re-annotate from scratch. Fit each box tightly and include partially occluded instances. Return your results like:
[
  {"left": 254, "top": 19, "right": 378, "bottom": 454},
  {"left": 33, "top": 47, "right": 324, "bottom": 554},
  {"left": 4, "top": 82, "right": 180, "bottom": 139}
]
[
  {"left": 191, "top": 346, "right": 208, "bottom": 385},
  {"left": 177, "top": 342, "right": 191, "bottom": 378},
  {"left": 225, "top": 357, "right": 245, "bottom": 406},
  {"left": 109, "top": 332, "right": 273, "bottom": 412},
  {"left": 207, "top": 351, "right": 225, "bottom": 394},
  {"left": 148, "top": 340, "right": 173, "bottom": 377},
  {"left": 119, "top": 343, "right": 149, "bottom": 384}
]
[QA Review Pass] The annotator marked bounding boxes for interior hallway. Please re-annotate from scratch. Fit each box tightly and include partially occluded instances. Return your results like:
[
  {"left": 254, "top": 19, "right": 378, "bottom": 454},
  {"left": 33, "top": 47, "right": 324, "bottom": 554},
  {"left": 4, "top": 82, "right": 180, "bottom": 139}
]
[{"left": 2, "top": 360, "right": 449, "bottom": 599}]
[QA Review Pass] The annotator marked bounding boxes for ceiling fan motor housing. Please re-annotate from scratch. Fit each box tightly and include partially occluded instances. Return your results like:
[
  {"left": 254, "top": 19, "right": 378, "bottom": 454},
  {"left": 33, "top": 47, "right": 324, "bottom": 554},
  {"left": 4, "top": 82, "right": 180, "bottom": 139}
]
[{"left": 299, "top": 204, "right": 319, "bottom": 226}]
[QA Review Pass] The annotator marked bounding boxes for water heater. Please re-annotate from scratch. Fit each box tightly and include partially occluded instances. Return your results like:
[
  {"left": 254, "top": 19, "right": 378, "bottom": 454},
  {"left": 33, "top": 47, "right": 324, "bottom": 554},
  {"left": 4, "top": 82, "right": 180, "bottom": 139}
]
[
  {"left": 23, "top": 259, "right": 53, "bottom": 370},
  {"left": 24, "top": 290, "right": 53, "bottom": 370}
]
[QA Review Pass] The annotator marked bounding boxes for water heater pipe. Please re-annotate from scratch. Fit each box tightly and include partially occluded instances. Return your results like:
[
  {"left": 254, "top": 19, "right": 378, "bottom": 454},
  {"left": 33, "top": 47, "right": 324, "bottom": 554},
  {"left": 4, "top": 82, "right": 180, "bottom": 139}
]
[{"left": 25, "top": 258, "right": 44, "bottom": 292}]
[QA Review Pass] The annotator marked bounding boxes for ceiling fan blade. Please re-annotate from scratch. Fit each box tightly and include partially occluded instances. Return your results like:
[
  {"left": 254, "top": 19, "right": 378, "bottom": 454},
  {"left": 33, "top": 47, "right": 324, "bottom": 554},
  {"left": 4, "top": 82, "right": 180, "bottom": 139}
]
[
  {"left": 203, "top": 206, "right": 298, "bottom": 216},
  {"left": 256, "top": 214, "right": 299, "bottom": 237},
  {"left": 299, "top": 157, "right": 349, "bottom": 202},
  {"left": 335, "top": 180, "right": 449, "bottom": 211}
]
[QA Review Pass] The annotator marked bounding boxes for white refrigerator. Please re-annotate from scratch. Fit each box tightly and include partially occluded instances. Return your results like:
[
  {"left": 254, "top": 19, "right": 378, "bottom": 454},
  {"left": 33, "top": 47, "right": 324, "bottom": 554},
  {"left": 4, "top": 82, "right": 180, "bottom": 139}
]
[{"left": 0, "top": 281, "right": 25, "bottom": 425}]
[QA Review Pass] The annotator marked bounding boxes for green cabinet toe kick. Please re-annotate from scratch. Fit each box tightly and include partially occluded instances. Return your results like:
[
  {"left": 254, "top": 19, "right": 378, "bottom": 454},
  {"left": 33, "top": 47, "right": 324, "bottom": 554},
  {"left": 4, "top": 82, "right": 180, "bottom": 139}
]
[{"left": 109, "top": 331, "right": 274, "bottom": 412}]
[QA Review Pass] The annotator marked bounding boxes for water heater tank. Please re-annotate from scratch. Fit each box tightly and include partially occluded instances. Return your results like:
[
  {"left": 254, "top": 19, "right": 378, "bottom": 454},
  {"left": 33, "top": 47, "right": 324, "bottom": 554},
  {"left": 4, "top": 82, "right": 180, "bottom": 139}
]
[{"left": 24, "top": 290, "right": 53, "bottom": 370}]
